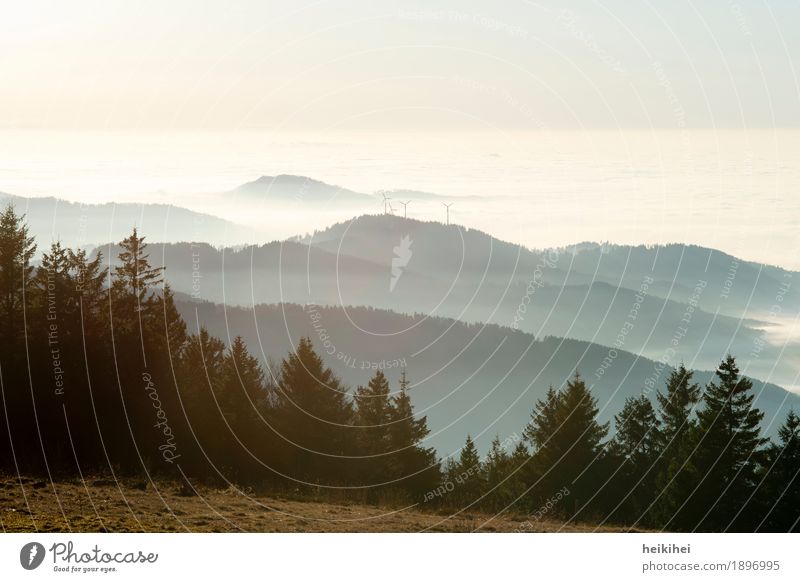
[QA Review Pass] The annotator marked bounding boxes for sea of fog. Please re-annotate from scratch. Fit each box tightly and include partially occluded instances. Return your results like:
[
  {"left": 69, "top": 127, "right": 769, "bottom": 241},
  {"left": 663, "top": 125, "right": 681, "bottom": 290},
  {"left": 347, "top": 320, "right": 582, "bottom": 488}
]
[{"left": 1, "top": 129, "right": 799, "bottom": 269}]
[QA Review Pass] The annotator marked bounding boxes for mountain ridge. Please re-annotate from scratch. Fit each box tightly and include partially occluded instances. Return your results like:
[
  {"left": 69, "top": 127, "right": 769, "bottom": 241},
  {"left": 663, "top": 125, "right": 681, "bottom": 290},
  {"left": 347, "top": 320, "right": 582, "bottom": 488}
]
[{"left": 173, "top": 296, "right": 800, "bottom": 455}]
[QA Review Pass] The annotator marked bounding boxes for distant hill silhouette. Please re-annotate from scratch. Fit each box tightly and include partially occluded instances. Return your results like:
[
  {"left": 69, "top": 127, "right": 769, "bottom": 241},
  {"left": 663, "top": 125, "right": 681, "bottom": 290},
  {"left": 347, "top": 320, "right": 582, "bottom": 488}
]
[
  {"left": 0, "top": 191, "right": 252, "bottom": 249},
  {"left": 232, "top": 174, "right": 374, "bottom": 205},
  {"left": 93, "top": 214, "right": 798, "bottom": 388},
  {"left": 231, "top": 175, "right": 465, "bottom": 205}
]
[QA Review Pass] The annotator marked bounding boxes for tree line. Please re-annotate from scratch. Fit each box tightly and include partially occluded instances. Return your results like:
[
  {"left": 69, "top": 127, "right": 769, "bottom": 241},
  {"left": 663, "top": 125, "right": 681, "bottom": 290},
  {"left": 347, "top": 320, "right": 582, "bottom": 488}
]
[
  {"left": 0, "top": 205, "right": 437, "bottom": 501},
  {"left": 0, "top": 204, "right": 798, "bottom": 531},
  {"left": 434, "top": 362, "right": 799, "bottom": 532}
]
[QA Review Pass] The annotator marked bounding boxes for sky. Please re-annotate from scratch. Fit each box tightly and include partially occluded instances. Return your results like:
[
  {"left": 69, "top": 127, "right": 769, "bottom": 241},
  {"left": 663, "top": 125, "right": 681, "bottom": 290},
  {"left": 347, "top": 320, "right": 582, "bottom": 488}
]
[
  {"left": 2, "top": 0, "right": 799, "bottom": 131},
  {"left": 2, "top": 0, "right": 800, "bottom": 272}
]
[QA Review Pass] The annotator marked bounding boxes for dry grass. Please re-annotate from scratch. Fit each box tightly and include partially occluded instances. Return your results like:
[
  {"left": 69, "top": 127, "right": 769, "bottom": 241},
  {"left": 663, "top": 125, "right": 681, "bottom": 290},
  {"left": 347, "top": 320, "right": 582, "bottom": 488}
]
[{"left": 0, "top": 475, "right": 629, "bottom": 533}]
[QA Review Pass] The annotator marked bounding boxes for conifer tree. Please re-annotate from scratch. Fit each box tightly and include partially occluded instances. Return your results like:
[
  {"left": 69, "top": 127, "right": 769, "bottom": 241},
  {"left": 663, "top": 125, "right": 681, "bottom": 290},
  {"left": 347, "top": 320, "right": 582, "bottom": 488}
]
[
  {"left": 483, "top": 435, "right": 512, "bottom": 510},
  {"left": 179, "top": 328, "right": 227, "bottom": 474},
  {"left": 652, "top": 366, "right": 701, "bottom": 529},
  {"left": 30, "top": 242, "right": 77, "bottom": 465},
  {"left": 387, "top": 370, "right": 438, "bottom": 497},
  {"left": 105, "top": 229, "right": 169, "bottom": 471},
  {"left": 35, "top": 241, "right": 72, "bottom": 311},
  {"left": 524, "top": 375, "right": 608, "bottom": 515},
  {"left": 690, "top": 355, "right": 767, "bottom": 531},
  {"left": 485, "top": 436, "right": 510, "bottom": 488},
  {"left": 0, "top": 205, "right": 37, "bottom": 467},
  {"left": 610, "top": 395, "right": 660, "bottom": 523},
  {"left": 447, "top": 434, "right": 484, "bottom": 505},
  {"left": 0, "top": 205, "right": 36, "bottom": 353},
  {"left": 506, "top": 441, "right": 532, "bottom": 509},
  {"left": 218, "top": 336, "right": 268, "bottom": 481},
  {"left": 222, "top": 336, "right": 266, "bottom": 421},
  {"left": 68, "top": 247, "right": 109, "bottom": 349},
  {"left": 111, "top": 228, "right": 163, "bottom": 333},
  {"left": 759, "top": 410, "right": 800, "bottom": 532},
  {"left": 352, "top": 370, "right": 396, "bottom": 489},
  {"left": 657, "top": 365, "right": 700, "bottom": 446},
  {"left": 69, "top": 249, "right": 110, "bottom": 471},
  {"left": 152, "top": 285, "right": 188, "bottom": 360},
  {"left": 269, "top": 337, "right": 354, "bottom": 483}
]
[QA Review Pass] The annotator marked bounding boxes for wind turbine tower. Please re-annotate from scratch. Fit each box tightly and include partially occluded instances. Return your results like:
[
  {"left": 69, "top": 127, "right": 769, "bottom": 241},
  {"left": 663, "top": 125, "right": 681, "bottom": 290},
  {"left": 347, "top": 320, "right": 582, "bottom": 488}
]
[
  {"left": 442, "top": 202, "right": 454, "bottom": 225},
  {"left": 381, "top": 192, "right": 392, "bottom": 215},
  {"left": 398, "top": 200, "right": 411, "bottom": 218}
]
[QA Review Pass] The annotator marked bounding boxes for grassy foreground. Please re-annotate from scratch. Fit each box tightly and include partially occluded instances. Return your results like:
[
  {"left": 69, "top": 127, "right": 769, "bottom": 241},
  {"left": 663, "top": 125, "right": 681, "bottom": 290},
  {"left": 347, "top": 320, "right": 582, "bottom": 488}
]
[{"left": 0, "top": 475, "right": 631, "bottom": 533}]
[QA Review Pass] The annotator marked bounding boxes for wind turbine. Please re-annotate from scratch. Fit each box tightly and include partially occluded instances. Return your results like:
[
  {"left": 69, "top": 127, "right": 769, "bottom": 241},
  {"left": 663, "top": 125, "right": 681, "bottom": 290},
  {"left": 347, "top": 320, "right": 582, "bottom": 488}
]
[
  {"left": 442, "top": 202, "right": 454, "bottom": 225},
  {"left": 381, "top": 192, "right": 392, "bottom": 215},
  {"left": 398, "top": 200, "right": 411, "bottom": 218}
]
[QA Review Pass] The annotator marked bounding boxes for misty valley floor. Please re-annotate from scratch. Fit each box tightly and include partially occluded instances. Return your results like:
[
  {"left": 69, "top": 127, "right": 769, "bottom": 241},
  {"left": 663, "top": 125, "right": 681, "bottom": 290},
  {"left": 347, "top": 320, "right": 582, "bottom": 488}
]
[{"left": 0, "top": 475, "right": 627, "bottom": 533}]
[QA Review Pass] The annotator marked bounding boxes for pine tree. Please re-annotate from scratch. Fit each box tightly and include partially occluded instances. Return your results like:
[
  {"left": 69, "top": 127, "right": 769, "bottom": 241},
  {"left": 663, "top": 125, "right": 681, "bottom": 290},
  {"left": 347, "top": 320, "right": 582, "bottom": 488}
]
[
  {"left": 387, "top": 370, "right": 438, "bottom": 498},
  {"left": 354, "top": 372, "right": 392, "bottom": 445},
  {"left": 35, "top": 241, "right": 73, "bottom": 311},
  {"left": 152, "top": 285, "right": 188, "bottom": 360},
  {"left": 66, "top": 247, "right": 109, "bottom": 471},
  {"left": 483, "top": 435, "right": 512, "bottom": 510},
  {"left": 452, "top": 434, "right": 485, "bottom": 505},
  {"left": 111, "top": 228, "right": 163, "bottom": 333},
  {"left": 657, "top": 365, "right": 700, "bottom": 446},
  {"left": 525, "top": 386, "right": 562, "bottom": 459},
  {"left": 179, "top": 328, "right": 227, "bottom": 474},
  {"left": 610, "top": 395, "right": 660, "bottom": 523},
  {"left": 106, "top": 229, "right": 168, "bottom": 472},
  {"left": 524, "top": 374, "right": 608, "bottom": 517},
  {"left": 68, "top": 247, "right": 107, "bottom": 316},
  {"left": 690, "top": 355, "right": 767, "bottom": 531},
  {"left": 222, "top": 336, "right": 265, "bottom": 420},
  {"left": 759, "top": 410, "right": 800, "bottom": 531},
  {"left": 652, "top": 365, "right": 701, "bottom": 529},
  {"left": 352, "top": 370, "right": 395, "bottom": 489},
  {"left": 506, "top": 441, "right": 532, "bottom": 509},
  {"left": 485, "top": 436, "right": 510, "bottom": 488},
  {"left": 219, "top": 336, "right": 268, "bottom": 482},
  {"left": 0, "top": 205, "right": 37, "bottom": 468},
  {"left": 0, "top": 204, "right": 36, "bottom": 353},
  {"left": 31, "top": 242, "right": 77, "bottom": 466},
  {"left": 269, "top": 337, "right": 354, "bottom": 483}
]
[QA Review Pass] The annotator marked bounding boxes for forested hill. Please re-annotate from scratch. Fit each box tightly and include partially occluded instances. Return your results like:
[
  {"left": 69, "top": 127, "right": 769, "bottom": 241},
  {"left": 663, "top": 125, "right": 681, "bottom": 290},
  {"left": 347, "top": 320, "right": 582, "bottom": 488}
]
[
  {"left": 94, "top": 213, "right": 799, "bottom": 390},
  {"left": 175, "top": 297, "right": 800, "bottom": 456}
]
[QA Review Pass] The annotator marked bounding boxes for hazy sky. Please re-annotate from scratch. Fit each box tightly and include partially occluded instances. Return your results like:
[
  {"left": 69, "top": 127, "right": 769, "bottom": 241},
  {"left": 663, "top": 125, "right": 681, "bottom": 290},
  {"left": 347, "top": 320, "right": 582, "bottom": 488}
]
[{"left": 2, "top": 0, "right": 799, "bottom": 131}]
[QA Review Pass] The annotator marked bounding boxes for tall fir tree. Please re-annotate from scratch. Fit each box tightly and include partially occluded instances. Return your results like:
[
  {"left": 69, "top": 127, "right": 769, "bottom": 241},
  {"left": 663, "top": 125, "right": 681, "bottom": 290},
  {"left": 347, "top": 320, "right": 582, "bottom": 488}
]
[
  {"left": 0, "top": 205, "right": 36, "bottom": 355},
  {"left": 657, "top": 365, "right": 700, "bottom": 446},
  {"left": 524, "top": 375, "right": 608, "bottom": 517},
  {"left": 179, "top": 328, "right": 227, "bottom": 475},
  {"left": 483, "top": 435, "right": 513, "bottom": 511},
  {"left": 111, "top": 228, "right": 163, "bottom": 334},
  {"left": 269, "top": 337, "right": 354, "bottom": 484},
  {"left": 387, "top": 370, "right": 439, "bottom": 498},
  {"left": 352, "top": 370, "right": 394, "bottom": 488},
  {"left": 0, "top": 205, "right": 37, "bottom": 467},
  {"left": 759, "top": 410, "right": 800, "bottom": 532},
  {"left": 652, "top": 365, "right": 701, "bottom": 529},
  {"left": 218, "top": 336, "right": 268, "bottom": 482},
  {"left": 452, "top": 434, "right": 485, "bottom": 505},
  {"left": 31, "top": 242, "right": 77, "bottom": 467},
  {"left": 609, "top": 395, "right": 660, "bottom": 524},
  {"left": 690, "top": 355, "right": 767, "bottom": 531}
]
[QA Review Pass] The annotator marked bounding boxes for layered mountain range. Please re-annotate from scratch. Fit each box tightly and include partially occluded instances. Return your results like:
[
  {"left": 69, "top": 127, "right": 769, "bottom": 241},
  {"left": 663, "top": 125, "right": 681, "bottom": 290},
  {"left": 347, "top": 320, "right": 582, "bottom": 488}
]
[{"left": 5, "top": 178, "right": 798, "bottom": 454}]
